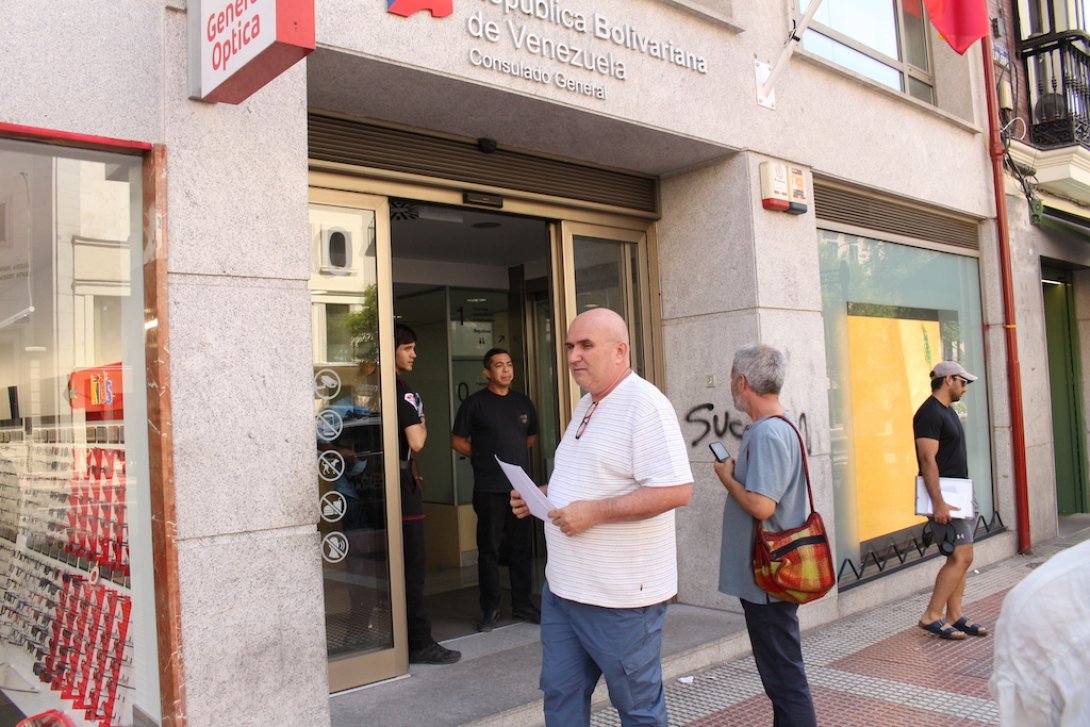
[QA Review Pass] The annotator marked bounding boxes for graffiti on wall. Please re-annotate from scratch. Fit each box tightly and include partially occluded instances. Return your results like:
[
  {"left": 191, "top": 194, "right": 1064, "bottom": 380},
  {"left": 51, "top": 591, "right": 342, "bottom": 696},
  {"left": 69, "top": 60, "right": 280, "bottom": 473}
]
[{"left": 684, "top": 401, "right": 812, "bottom": 455}]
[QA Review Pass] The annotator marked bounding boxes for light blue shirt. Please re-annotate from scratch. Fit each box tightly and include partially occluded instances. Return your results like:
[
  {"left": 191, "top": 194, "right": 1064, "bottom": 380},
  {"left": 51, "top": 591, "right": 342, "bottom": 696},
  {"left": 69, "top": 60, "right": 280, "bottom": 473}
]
[{"left": 718, "top": 413, "right": 810, "bottom": 603}]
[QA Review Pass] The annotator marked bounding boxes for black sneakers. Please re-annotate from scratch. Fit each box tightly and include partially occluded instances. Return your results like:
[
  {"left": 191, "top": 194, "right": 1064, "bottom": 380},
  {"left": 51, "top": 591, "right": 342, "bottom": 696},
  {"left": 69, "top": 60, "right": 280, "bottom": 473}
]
[
  {"left": 408, "top": 642, "right": 461, "bottom": 665},
  {"left": 476, "top": 609, "right": 500, "bottom": 632},
  {"left": 512, "top": 603, "right": 541, "bottom": 624}
]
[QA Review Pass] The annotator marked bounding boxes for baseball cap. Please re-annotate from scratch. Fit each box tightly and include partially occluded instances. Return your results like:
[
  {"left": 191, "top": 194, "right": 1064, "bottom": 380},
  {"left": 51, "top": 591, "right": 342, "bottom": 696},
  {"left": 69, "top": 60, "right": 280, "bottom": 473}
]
[{"left": 930, "top": 361, "right": 977, "bottom": 382}]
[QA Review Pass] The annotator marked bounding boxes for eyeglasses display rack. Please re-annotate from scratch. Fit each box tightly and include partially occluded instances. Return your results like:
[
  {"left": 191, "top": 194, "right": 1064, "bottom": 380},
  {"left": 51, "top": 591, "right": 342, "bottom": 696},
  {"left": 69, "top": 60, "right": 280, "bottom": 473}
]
[{"left": 1, "top": 418, "right": 134, "bottom": 727}]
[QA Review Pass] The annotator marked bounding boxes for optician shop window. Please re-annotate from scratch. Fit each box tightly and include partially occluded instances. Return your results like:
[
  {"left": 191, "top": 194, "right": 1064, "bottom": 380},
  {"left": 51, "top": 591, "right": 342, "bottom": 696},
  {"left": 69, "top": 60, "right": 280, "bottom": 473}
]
[
  {"left": 818, "top": 230, "right": 996, "bottom": 584},
  {"left": 0, "top": 138, "right": 158, "bottom": 726}
]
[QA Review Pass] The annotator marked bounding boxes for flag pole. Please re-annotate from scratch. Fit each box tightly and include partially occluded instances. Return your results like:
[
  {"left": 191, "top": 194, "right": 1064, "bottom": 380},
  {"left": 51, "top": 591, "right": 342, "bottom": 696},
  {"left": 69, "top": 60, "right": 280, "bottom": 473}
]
[{"left": 757, "top": 0, "right": 825, "bottom": 105}]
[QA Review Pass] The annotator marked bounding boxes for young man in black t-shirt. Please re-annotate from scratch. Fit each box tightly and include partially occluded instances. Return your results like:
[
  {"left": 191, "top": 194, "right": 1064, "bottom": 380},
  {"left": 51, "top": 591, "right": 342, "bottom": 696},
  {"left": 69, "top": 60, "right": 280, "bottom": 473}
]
[
  {"left": 394, "top": 323, "right": 460, "bottom": 664},
  {"left": 913, "top": 361, "right": 988, "bottom": 641},
  {"left": 452, "top": 348, "right": 540, "bottom": 632}
]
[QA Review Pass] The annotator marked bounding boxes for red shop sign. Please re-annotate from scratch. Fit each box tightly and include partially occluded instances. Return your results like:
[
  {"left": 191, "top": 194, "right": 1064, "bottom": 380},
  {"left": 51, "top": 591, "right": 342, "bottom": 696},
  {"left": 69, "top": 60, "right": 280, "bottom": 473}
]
[
  {"left": 190, "top": 0, "right": 315, "bottom": 104},
  {"left": 68, "top": 364, "right": 125, "bottom": 417}
]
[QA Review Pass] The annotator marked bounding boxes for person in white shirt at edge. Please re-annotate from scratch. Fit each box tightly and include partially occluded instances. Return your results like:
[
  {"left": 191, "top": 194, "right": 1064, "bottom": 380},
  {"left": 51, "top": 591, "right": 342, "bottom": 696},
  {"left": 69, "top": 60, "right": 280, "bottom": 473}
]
[
  {"left": 511, "top": 308, "right": 693, "bottom": 727},
  {"left": 990, "top": 538, "right": 1090, "bottom": 727}
]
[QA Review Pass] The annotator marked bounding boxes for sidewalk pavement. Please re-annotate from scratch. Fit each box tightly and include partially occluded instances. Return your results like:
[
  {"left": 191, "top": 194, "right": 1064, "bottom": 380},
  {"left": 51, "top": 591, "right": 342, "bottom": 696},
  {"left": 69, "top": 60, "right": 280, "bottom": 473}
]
[
  {"left": 332, "top": 517, "right": 1089, "bottom": 727},
  {"left": 589, "top": 518, "right": 1090, "bottom": 727}
]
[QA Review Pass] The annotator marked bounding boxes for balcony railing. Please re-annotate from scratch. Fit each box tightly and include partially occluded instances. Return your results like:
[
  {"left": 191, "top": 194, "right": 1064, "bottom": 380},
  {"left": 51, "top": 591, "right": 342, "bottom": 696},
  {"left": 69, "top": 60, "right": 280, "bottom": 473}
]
[{"left": 1022, "top": 29, "right": 1090, "bottom": 148}]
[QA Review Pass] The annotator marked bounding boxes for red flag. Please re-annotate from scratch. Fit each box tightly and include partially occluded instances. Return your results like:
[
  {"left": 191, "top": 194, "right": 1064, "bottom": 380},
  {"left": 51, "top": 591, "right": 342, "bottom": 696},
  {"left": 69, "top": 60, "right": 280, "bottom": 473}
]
[{"left": 923, "top": 0, "right": 989, "bottom": 55}]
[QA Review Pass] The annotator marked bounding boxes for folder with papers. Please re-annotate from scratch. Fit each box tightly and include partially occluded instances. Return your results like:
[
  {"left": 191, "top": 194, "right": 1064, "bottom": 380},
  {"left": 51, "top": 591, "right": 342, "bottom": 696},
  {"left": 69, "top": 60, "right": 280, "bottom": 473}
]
[{"left": 915, "top": 476, "right": 975, "bottom": 519}]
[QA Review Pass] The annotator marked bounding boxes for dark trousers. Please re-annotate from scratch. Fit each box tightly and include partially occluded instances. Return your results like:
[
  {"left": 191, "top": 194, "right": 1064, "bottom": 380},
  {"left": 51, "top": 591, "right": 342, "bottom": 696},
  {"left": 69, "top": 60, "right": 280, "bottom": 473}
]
[
  {"left": 740, "top": 599, "right": 818, "bottom": 727},
  {"left": 402, "top": 517, "right": 433, "bottom": 650},
  {"left": 473, "top": 490, "right": 533, "bottom": 613}
]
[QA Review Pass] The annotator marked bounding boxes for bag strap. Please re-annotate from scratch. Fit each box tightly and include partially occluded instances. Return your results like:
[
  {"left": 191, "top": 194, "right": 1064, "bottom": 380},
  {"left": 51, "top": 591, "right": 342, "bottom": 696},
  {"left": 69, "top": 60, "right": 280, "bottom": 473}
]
[{"left": 752, "top": 414, "right": 815, "bottom": 526}]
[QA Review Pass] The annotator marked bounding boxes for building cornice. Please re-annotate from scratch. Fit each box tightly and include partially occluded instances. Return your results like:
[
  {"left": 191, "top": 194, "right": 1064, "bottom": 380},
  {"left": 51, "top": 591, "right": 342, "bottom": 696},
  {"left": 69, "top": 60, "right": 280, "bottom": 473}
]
[{"left": 1008, "top": 139, "right": 1090, "bottom": 205}]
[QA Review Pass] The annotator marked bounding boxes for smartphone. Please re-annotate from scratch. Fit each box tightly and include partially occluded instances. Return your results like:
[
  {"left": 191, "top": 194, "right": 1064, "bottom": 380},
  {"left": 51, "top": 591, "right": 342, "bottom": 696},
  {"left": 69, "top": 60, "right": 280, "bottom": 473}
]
[{"left": 709, "top": 441, "right": 731, "bottom": 462}]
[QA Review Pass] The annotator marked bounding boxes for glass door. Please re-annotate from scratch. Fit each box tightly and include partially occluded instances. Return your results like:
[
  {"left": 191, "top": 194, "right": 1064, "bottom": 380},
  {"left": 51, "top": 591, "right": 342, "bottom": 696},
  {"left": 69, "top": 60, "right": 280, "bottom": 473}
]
[
  {"left": 308, "top": 189, "right": 405, "bottom": 690},
  {"left": 558, "top": 222, "right": 653, "bottom": 411},
  {"left": 527, "top": 286, "right": 559, "bottom": 482}
]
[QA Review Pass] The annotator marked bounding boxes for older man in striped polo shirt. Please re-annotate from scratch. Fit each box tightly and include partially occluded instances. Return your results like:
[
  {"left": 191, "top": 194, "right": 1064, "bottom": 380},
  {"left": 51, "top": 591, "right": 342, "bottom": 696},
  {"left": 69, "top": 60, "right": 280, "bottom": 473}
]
[{"left": 512, "top": 308, "right": 693, "bottom": 727}]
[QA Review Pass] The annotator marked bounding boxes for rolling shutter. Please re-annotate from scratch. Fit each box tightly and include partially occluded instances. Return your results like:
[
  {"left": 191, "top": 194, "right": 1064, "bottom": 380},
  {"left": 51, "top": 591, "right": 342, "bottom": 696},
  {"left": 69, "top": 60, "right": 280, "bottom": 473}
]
[
  {"left": 814, "top": 180, "right": 980, "bottom": 251},
  {"left": 308, "top": 113, "right": 658, "bottom": 214}
]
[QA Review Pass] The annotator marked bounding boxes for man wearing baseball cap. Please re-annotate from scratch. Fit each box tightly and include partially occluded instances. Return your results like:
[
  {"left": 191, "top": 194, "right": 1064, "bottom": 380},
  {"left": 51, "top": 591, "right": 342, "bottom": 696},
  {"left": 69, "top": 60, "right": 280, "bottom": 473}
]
[{"left": 913, "top": 361, "right": 988, "bottom": 640}]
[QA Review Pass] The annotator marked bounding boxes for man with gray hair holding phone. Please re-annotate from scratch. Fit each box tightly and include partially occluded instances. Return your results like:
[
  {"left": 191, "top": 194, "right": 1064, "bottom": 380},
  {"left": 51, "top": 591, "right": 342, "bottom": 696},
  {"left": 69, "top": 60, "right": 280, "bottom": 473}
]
[{"left": 714, "top": 343, "right": 817, "bottom": 727}]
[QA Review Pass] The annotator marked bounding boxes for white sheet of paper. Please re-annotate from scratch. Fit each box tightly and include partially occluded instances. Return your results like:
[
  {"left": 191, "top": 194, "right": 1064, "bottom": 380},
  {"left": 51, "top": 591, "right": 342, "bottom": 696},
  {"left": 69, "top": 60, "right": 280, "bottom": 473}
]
[
  {"left": 915, "top": 476, "right": 975, "bottom": 519},
  {"left": 496, "top": 456, "right": 554, "bottom": 521}
]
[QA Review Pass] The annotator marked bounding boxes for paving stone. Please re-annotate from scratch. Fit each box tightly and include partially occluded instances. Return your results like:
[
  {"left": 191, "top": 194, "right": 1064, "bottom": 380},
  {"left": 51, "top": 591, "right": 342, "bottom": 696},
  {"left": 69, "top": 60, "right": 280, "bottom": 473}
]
[{"left": 590, "top": 529, "right": 1090, "bottom": 727}]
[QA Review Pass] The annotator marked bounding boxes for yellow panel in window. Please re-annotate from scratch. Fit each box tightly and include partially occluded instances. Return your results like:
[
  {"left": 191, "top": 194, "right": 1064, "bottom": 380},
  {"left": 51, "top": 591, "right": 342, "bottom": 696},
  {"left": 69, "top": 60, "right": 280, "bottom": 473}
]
[{"left": 847, "top": 315, "right": 940, "bottom": 542}]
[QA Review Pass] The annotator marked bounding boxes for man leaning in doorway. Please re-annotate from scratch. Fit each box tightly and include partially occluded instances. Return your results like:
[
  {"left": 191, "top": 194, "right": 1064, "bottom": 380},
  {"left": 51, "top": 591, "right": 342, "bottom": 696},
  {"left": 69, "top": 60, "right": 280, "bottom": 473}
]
[
  {"left": 914, "top": 361, "right": 989, "bottom": 641},
  {"left": 452, "top": 347, "right": 541, "bottom": 632},
  {"left": 394, "top": 323, "right": 461, "bottom": 664},
  {"left": 511, "top": 308, "right": 692, "bottom": 727}
]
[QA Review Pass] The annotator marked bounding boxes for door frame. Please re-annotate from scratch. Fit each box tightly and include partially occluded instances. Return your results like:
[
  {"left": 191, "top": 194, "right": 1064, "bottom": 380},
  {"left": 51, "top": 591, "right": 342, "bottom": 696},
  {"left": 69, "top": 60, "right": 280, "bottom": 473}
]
[
  {"left": 1042, "top": 266, "right": 1090, "bottom": 514},
  {"left": 557, "top": 220, "right": 658, "bottom": 414},
  {"left": 309, "top": 187, "right": 408, "bottom": 691},
  {"left": 309, "top": 167, "right": 661, "bottom": 689},
  {"left": 309, "top": 168, "right": 660, "bottom": 432}
]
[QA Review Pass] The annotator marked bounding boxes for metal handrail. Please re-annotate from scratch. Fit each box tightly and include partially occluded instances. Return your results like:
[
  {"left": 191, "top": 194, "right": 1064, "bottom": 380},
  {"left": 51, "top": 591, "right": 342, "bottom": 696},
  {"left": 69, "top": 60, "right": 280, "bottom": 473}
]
[{"left": 1020, "top": 27, "right": 1090, "bottom": 53}]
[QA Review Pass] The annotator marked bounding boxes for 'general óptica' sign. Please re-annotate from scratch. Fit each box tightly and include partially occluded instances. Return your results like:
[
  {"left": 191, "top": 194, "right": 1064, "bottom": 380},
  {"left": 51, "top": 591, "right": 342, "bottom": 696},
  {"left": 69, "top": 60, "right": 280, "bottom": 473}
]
[{"left": 189, "top": 0, "right": 315, "bottom": 104}]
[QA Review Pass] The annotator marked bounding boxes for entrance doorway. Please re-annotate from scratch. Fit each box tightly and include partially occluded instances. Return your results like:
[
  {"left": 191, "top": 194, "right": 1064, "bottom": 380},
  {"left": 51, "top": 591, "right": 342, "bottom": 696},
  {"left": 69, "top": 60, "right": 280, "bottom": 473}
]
[
  {"left": 388, "top": 201, "right": 555, "bottom": 642},
  {"left": 307, "top": 171, "right": 656, "bottom": 692},
  {"left": 1042, "top": 265, "right": 1089, "bottom": 515}
]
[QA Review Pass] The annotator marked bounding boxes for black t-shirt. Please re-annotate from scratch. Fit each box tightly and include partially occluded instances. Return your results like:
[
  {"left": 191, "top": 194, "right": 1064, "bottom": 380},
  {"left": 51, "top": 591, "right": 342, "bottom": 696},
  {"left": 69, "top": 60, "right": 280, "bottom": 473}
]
[
  {"left": 396, "top": 378, "right": 425, "bottom": 520},
  {"left": 913, "top": 395, "right": 968, "bottom": 478},
  {"left": 451, "top": 388, "right": 539, "bottom": 492},
  {"left": 396, "top": 377, "right": 423, "bottom": 463}
]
